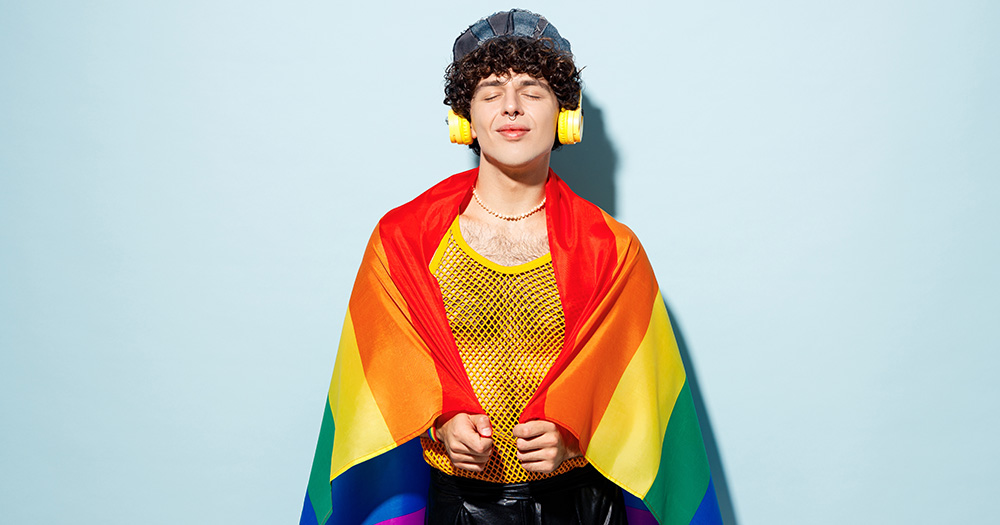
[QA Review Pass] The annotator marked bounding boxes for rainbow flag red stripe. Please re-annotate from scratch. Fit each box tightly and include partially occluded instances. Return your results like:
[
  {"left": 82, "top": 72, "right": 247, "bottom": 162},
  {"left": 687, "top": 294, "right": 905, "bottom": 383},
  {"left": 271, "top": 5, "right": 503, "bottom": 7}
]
[{"left": 300, "top": 168, "right": 721, "bottom": 524}]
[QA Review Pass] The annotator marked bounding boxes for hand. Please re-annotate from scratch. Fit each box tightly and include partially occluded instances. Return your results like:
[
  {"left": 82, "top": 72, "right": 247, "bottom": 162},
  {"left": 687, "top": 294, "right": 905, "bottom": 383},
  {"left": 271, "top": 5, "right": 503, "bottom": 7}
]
[
  {"left": 435, "top": 413, "right": 494, "bottom": 472},
  {"left": 513, "top": 420, "right": 582, "bottom": 474}
]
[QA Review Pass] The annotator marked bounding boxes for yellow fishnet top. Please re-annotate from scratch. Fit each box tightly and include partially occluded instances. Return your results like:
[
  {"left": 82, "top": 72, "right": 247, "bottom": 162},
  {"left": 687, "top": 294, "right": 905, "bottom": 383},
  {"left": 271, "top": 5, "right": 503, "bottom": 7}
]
[{"left": 420, "top": 216, "right": 588, "bottom": 483}]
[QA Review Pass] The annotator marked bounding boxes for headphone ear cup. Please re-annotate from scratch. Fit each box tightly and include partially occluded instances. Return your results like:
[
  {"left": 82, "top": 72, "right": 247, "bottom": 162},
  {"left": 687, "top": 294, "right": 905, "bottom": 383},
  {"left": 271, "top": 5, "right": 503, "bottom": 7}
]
[
  {"left": 461, "top": 116, "right": 473, "bottom": 145},
  {"left": 557, "top": 105, "right": 583, "bottom": 145},
  {"left": 572, "top": 106, "right": 583, "bottom": 143},
  {"left": 448, "top": 109, "right": 474, "bottom": 145}
]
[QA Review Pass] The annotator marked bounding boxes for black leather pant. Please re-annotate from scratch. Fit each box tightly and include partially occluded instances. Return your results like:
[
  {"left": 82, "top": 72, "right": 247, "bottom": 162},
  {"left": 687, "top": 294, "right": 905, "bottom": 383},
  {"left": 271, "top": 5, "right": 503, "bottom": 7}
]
[{"left": 425, "top": 465, "right": 629, "bottom": 524}]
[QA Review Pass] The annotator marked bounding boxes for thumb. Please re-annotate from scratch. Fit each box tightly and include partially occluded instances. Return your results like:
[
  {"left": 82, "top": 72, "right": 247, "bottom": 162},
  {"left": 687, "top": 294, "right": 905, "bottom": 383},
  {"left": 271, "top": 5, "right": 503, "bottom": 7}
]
[{"left": 471, "top": 414, "right": 492, "bottom": 438}]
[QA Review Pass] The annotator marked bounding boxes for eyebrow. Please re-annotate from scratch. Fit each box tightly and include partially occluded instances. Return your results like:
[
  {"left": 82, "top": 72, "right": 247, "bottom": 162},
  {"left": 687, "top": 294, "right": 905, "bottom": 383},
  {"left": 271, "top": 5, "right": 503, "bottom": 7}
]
[{"left": 476, "top": 78, "right": 547, "bottom": 89}]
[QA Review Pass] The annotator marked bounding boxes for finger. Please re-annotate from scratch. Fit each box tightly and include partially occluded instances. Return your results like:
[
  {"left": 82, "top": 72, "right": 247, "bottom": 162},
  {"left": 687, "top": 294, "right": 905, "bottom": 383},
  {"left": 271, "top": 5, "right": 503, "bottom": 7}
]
[
  {"left": 449, "top": 451, "right": 491, "bottom": 464},
  {"left": 470, "top": 437, "right": 494, "bottom": 456},
  {"left": 513, "top": 420, "right": 553, "bottom": 439},
  {"left": 519, "top": 460, "right": 557, "bottom": 474},
  {"left": 448, "top": 440, "right": 492, "bottom": 457},
  {"left": 440, "top": 414, "right": 475, "bottom": 444},
  {"left": 446, "top": 415, "right": 486, "bottom": 448},
  {"left": 471, "top": 414, "right": 493, "bottom": 438},
  {"left": 516, "top": 447, "right": 558, "bottom": 464},
  {"left": 515, "top": 433, "right": 558, "bottom": 452},
  {"left": 453, "top": 461, "right": 488, "bottom": 472},
  {"left": 453, "top": 435, "right": 494, "bottom": 457}
]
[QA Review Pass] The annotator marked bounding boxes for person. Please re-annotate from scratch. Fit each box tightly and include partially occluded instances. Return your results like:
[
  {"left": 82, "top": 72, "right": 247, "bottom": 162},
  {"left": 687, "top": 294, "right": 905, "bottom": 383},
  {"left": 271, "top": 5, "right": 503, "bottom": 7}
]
[{"left": 301, "top": 9, "right": 722, "bottom": 525}]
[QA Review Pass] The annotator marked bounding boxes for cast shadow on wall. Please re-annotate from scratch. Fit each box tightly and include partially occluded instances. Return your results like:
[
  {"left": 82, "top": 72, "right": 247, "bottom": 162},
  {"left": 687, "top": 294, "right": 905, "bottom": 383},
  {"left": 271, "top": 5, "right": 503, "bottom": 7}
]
[{"left": 550, "top": 95, "right": 618, "bottom": 215}]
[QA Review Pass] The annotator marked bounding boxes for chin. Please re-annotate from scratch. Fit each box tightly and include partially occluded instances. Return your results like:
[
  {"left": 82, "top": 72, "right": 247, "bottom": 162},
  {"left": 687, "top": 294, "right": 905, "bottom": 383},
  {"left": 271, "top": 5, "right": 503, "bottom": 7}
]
[{"left": 482, "top": 147, "right": 551, "bottom": 170}]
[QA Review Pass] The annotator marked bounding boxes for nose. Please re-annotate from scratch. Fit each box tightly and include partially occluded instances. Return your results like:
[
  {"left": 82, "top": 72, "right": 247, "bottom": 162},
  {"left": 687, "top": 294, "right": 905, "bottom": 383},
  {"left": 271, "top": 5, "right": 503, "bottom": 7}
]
[{"left": 502, "top": 92, "right": 522, "bottom": 119}]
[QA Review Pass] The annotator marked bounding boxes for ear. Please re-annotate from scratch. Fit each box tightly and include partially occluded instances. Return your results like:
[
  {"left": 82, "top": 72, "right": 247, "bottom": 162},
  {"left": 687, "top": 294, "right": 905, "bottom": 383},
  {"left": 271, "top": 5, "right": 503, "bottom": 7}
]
[{"left": 470, "top": 120, "right": 477, "bottom": 140}]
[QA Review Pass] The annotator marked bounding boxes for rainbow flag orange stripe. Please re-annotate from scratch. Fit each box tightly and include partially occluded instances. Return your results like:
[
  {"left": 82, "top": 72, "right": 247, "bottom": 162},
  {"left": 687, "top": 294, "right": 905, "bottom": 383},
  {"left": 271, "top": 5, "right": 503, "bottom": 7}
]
[{"left": 301, "top": 168, "right": 721, "bottom": 524}]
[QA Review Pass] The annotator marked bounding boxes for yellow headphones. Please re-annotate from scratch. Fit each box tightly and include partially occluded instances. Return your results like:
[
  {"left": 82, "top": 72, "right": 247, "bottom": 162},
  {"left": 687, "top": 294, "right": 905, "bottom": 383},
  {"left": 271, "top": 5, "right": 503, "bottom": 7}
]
[
  {"left": 447, "top": 100, "right": 584, "bottom": 146},
  {"left": 447, "top": 109, "right": 474, "bottom": 145}
]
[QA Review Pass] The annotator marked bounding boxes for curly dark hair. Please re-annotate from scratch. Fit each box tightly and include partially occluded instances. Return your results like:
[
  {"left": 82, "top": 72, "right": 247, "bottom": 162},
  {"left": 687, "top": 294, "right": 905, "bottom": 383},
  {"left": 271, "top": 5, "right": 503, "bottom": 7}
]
[{"left": 444, "top": 36, "right": 582, "bottom": 154}]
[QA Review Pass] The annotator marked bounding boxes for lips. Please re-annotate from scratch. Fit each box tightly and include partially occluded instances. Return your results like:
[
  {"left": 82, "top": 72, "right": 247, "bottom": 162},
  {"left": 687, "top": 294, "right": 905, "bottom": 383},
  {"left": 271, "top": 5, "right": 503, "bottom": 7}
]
[{"left": 496, "top": 124, "right": 529, "bottom": 139}]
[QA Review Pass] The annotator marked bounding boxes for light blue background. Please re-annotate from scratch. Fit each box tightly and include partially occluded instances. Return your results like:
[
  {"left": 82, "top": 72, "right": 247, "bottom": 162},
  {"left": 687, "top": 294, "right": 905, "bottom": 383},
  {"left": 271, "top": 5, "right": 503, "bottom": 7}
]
[{"left": 2, "top": 1, "right": 997, "bottom": 523}]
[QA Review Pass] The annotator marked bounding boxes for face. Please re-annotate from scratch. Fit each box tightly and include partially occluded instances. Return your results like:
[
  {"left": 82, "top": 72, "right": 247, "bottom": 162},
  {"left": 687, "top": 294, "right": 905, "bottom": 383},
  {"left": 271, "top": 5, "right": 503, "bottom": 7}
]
[{"left": 469, "top": 72, "right": 560, "bottom": 171}]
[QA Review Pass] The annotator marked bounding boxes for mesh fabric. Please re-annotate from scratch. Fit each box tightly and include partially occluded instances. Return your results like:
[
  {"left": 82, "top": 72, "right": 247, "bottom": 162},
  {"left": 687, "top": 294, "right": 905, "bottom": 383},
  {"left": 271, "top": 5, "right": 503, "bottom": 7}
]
[{"left": 421, "top": 218, "right": 587, "bottom": 483}]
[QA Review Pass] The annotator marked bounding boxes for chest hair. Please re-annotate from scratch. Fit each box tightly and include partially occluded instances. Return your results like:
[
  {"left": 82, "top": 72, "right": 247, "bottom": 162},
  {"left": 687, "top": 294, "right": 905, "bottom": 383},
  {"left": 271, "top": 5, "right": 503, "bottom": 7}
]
[{"left": 459, "top": 217, "right": 549, "bottom": 266}]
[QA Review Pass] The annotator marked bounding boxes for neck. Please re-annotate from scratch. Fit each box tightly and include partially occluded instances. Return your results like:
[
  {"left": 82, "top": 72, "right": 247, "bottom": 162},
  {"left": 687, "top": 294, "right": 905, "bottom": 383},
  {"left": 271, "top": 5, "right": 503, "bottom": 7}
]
[{"left": 475, "top": 152, "right": 550, "bottom": 212}]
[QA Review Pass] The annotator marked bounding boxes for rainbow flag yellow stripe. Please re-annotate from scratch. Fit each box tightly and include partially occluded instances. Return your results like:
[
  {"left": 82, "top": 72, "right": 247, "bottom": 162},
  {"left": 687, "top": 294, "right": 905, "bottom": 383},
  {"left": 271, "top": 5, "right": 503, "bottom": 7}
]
[{"left": 301, "top": 168, "right": 721, "bottom": 524}]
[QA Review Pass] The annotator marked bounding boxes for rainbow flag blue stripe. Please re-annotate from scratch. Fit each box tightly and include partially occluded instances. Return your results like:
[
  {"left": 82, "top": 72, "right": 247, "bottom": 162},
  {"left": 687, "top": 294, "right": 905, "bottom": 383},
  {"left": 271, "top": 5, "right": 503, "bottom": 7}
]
[{"left": 300, "top": 169, "right": 722, "bottom": 524}]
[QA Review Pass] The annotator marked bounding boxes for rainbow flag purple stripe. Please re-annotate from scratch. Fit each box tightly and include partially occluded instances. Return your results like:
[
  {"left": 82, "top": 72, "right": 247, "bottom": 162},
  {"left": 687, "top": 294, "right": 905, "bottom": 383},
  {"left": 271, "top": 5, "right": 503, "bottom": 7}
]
[{"left": 299, "top": 169, "right": 722, "bottom": 524}]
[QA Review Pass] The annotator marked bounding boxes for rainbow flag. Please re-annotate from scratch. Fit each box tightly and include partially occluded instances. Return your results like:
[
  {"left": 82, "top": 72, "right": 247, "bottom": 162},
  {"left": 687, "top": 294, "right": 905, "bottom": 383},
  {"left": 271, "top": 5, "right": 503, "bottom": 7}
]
[{"left": 300, "top": 168, "right": 721, "bottom": 524}]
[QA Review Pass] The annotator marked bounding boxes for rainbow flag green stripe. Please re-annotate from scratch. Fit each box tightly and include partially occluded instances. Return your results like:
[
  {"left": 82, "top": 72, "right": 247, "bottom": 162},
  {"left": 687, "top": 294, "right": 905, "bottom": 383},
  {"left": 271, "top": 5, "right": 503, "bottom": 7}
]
[
  {"left": 299, "top": 169, "right": 722, "bottom": 524},
  {"left": 645, "top": 381, "right": 713, "bottom": 523},
  {"left": 565, "top": 291, "right": 719, "bottom": 524},
  {"left": 304, "top": 399, "right": 335, "bottom": 524}
]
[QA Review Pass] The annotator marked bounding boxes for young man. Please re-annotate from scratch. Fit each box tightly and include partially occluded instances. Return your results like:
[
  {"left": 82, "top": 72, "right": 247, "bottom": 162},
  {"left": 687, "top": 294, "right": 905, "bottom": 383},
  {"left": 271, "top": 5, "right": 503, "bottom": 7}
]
[{"left": 301, "top": 10, "right": 722, "bottom": 525}]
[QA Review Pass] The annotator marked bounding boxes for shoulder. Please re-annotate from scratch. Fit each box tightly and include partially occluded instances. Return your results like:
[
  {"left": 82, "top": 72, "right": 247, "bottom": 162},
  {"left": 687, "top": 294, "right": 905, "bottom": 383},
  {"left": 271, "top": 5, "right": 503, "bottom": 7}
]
[
  {"left": 550, "top": 171, "right": 642, "bottom": 250},
  {"left": 379, "top": 168, "right": 477, "bottom": 229},
  {"left": 374, "top": 168, "right": 476, "bottom": 258},
  {"left": 594, "top": 210, "right": 646, "bottom": 263},
  {"left": 599, "top": 210, "right": 641, "bottom": 243}
]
